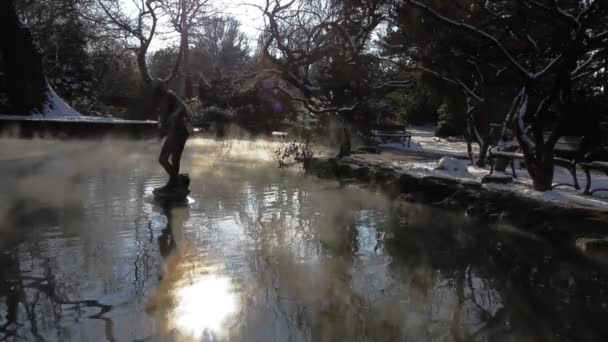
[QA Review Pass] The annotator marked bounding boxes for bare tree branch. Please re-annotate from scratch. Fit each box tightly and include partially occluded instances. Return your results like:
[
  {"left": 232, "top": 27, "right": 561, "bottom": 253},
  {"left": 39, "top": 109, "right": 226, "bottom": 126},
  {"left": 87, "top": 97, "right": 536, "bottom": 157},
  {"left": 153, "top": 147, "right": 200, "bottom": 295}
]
[{"left": 406, "top": 0, "right": 536, "bottom": 80}]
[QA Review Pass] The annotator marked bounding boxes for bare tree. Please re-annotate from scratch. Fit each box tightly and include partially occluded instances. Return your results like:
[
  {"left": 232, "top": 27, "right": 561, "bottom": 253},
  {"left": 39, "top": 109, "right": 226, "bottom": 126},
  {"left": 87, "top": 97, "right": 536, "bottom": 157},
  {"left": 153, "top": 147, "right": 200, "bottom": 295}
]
[
  {"left": 97, "top": 0, "right": 183, "bottom": 85},
  {"left": 160, "top": 0, "right": 211, "bottom": 98},
  {"left": 255, "top": 0, "right": 385, "bottom": 156},
  {"left": 402, "top": 0, "right": 608, "bottom": 190}
]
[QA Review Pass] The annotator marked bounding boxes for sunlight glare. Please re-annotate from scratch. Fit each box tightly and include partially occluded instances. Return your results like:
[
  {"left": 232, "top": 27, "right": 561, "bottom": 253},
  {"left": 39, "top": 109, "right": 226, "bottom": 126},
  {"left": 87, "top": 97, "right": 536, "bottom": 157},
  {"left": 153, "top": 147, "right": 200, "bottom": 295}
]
[{"left": 171, "top": 274, "right": 238, "bottom": 339}]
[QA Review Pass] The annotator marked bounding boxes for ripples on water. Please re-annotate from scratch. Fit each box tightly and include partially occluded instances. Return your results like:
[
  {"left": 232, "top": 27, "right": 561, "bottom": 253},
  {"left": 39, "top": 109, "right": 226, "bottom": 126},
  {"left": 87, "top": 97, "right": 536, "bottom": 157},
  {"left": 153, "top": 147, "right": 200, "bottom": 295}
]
[{"left": 0, "top": 137, "right": 608, "bottom": 341}]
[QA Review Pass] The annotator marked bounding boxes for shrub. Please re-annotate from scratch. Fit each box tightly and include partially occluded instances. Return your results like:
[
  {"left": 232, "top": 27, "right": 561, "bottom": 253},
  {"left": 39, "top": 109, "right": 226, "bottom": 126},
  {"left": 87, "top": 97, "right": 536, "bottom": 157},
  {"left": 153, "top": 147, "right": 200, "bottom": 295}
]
[
  {"left": 274, "top": 132, "right": 315, "bottom": 171},
  {"left": 435, "top": 103, "right": 462, "bottom": 137},
  {"left": 386, "top": 90, "right": 437, "bottom": 125}
]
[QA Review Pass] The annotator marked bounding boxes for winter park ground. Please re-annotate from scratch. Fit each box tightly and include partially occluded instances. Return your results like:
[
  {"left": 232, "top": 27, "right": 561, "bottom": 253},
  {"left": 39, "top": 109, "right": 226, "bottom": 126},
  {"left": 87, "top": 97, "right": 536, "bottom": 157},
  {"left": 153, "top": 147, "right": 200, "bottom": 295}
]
[
  {"left": 310, "top": 126, "right": 608, "bottom": 233},
  {"left": 363, "top": 126, "right": 608, "bottom": 209}
]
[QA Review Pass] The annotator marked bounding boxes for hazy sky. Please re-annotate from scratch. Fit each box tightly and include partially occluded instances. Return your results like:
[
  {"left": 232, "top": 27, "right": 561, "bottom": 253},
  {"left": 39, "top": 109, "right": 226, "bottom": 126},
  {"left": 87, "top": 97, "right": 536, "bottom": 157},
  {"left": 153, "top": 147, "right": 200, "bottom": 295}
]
[{"left": 121, "top": 0, "right": 267, "bottom": 51}]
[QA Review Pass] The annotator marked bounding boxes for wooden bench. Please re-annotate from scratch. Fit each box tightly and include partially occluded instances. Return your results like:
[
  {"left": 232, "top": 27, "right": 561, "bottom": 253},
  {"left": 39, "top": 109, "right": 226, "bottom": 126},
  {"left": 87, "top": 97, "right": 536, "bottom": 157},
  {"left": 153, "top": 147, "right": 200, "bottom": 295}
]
[
  {"left": 488, "top": 123, "right": 513, "bottom": 142},
  {"left": 579, "top": 148, "right": 608, "bottom": 195},
  {"left": 369, "top": 125, "right": 412, "bottom": 147},
  {"left": 487, "top": 136, "right": 583, "bottom": 190}
]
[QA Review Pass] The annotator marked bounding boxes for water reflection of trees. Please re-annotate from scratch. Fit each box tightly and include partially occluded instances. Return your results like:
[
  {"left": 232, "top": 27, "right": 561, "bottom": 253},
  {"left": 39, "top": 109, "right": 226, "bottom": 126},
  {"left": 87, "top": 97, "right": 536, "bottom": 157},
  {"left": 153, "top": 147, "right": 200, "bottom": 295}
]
[
  {"left": 386, "top": 206, "right": 608, "bottom": 341},
  {"left": 4, "top": 140, "right": 608, "bottom": 341},
  {"left": 0, "top": 243, "right": 114, "bottom": 341},
  {"left": 194, "top": 165, "right": 403, "bottom": 341},
  {"left": 188, "top": 159, "right": 608, "bottom": 341},
  {"left": 0, "top": 165, "right": 152, "bottom": 341}
]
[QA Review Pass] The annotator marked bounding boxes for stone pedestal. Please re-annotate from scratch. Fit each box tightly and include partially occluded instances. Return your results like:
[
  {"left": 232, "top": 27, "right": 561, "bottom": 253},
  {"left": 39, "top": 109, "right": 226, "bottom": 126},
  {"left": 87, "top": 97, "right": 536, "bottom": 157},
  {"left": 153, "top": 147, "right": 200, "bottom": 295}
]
[{"left": 153, "top": 174, "right": 191, "bottom": 201}]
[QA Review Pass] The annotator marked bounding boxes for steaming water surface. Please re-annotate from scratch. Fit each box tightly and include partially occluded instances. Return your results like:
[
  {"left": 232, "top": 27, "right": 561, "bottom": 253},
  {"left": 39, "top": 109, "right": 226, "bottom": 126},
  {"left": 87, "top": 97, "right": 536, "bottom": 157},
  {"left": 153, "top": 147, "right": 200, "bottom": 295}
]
[{"left": 1, "top": 138, "right": 608, "bottom": 341}]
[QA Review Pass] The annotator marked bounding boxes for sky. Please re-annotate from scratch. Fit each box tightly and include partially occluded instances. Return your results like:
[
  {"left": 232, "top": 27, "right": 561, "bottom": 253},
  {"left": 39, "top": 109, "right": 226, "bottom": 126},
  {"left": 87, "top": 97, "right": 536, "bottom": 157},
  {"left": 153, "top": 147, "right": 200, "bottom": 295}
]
[{"left": 121, "top": 0, "right": 267, "bottom": 51}]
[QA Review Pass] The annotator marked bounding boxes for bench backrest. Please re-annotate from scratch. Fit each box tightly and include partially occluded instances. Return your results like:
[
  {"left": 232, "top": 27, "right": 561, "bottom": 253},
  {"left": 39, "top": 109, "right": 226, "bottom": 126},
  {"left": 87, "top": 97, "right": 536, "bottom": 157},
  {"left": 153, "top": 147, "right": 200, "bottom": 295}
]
[
  {"left": 488, "top": 123, "right": 514, "bottom": 145},
  {"left": 554, "top": 136, "right": 583, "bottom": 153},
  {"left": 370, "top": 125, "right": 407, "bottom": 134},
  {"left": 493, "top": 135, "right": 582, "bottom": 152}
]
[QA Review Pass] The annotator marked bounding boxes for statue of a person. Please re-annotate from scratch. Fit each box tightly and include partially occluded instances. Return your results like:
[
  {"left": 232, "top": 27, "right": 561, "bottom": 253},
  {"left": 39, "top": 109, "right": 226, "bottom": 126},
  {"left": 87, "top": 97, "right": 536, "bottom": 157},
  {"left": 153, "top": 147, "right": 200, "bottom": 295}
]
[{"left": 152, "top": 81, "right": 191, "bottom": 192}]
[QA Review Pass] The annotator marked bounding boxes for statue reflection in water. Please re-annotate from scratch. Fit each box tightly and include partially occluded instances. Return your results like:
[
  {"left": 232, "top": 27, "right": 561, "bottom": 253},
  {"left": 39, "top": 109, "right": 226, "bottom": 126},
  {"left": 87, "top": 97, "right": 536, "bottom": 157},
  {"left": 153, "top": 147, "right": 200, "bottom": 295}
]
[
  {"left": 154, "top": 200, "right": 190, "bottom": 262},
  {"left": 147, "top": 200, "right": 190, "bottom": 318},
  {"left": 149, "top": 200, "right": 239, "bottom": 340}
]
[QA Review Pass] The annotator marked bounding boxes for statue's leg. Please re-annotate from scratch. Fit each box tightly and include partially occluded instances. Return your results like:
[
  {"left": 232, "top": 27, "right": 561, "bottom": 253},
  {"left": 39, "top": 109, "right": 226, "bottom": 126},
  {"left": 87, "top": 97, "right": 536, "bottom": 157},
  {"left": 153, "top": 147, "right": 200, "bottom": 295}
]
[
  {"left": 170, "top": 130, "right": 189, "bottom": 183},
  {"left": 159, "top": 135, "right": 178, "bottom": 188}
]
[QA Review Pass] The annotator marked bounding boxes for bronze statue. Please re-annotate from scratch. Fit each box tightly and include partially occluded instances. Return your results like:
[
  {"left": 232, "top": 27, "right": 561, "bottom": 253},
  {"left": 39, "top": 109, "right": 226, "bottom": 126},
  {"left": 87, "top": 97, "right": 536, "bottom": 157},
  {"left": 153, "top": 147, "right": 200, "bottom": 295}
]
[{"left": 152, "top": 81, "right": 191, "bottom": 194}]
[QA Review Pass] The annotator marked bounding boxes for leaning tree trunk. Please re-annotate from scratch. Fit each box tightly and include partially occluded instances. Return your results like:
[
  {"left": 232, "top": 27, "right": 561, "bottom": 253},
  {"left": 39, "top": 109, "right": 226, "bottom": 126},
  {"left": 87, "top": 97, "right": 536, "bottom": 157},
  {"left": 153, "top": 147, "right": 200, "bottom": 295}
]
[
  {"left": 465, "top": 113, "right": 476, "bottom": 165},
  {"left": 338, "top": 123, "right": 352, "bottom": 158},
  {"left": 512, "top": 89, "right": 560, "bottom": 192},
  {"left": 0, "top": 0, "right": 48, "bottom": 113},
  {"left": 475, "top": 110, "right": 490, "bottom": 167},
  {"left": 464, "top": 98, "right": 490, "bottom": 167},
  {"left": 180, "top": 0, "right": 193, "bottom": 99},
  {"left": 182, "top": 32, "right": 193, "bottom": 98},
  {"left": 525, "top": 147, "right": 556, "bottom": 191}
]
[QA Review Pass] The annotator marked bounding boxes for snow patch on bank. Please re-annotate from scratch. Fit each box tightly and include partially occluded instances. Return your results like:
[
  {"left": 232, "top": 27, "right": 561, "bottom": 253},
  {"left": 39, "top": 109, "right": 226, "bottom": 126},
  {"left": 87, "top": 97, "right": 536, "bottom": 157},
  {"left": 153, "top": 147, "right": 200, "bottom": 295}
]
[
  {"left": 0, "top": 114, "right": 156, "bottom": 124},
  {"left": 387, "top": 157, "right": 608, "bottom": 209},
  {"left": 0, "top": 86, "right": 154, "bottom": 122},
  {"left": 41, "top": 87, "right": 81, "bottom": 117},
  {"left": 380, "top": 126, "right": 476, "bottom": 157},
  {"left": 435, "top": 157, "right": 471, "bottom": 177},
  {"left": 391, "top": 157, "right": 475, "bottom": 181},
  {"left": 370, "top": 125, "right": 608, "bottom": 209}
]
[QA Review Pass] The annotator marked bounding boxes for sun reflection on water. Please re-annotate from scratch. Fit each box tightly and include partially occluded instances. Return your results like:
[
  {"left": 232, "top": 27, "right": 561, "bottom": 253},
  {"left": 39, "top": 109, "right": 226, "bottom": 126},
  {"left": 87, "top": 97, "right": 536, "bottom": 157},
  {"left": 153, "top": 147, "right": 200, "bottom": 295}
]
[{"left": 169, "top": 273, "right": 239, "bottom": 339}]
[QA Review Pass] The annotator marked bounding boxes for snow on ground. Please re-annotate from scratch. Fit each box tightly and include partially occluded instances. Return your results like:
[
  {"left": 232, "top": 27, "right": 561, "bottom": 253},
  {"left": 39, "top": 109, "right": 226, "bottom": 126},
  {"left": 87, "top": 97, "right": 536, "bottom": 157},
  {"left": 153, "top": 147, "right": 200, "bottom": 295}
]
[
  {"left": 370, "top": 125, "right": 608, "bottom": 210},
  {"left": 1, "top": 85, "right": 155, "bottom": 123},
  {"left": 42, "top": 87, "right": 81, "bottom": 117},
  {"left": 388, "top": 157, "right": 608, "bottom": 210},
  {"left": 435, "top": 157, "right": 470, "bottom": 177},
  {"left": 0, "top": 114, "right": 156, "bottom": 124},
  {"left": 380, "top": 126, "right": 476, "bottom": 157},
  {"left": 488, "top": 167, "right": 608, "bottom": 209}
]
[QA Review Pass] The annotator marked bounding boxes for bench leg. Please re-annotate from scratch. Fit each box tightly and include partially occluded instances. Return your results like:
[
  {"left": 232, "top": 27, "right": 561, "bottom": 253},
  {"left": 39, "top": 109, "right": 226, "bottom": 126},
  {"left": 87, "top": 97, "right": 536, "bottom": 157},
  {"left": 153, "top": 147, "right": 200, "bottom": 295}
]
[
  {"left": 570, "top": 164, "right": 580, "bottom": 190},
  {"left": 583, "top": 167, "right": 592, "bottom": 195},
  {"left": 407, "top": 136, "right": 411, "bottom": 148},
  {"left": 489, "top": 157, "right": 495, "bottom": 176},
  {"left": 511, "top": 160, "right": 517, "bottom": 178}
]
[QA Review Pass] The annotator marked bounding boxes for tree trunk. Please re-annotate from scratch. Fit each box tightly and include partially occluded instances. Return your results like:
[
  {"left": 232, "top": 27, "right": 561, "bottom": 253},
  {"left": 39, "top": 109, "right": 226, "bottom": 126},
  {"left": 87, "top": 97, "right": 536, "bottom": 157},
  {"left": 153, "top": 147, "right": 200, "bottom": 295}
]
[
  {"left": 528, "top": 148, "right": 555, "bottom": 191},
  {"left": 181, "top": 3, "right": 192, "bottom": 99},
  {"left": 477, "top": 141, "right": 490, "bottom": 167},
  {"left": 0, "top": 0, "right": 48, "bottom": 113},
  {"left": 466, "top": 115, "right": 475, "bottom": 165},
  {"left": 510, "top": 88, "right": 554, "bottom": 191},
  {"left": 182, "top": 32, "right": 192, "bottom": 98},
  {"left": 475, "top": 110, "right": 490, "bottom": 167},
  {"left": 339, "top": 124, "right": 351, "bottom": 158},
  {"left": 465, "top": 106, "right": 490, "bottom": 167}
]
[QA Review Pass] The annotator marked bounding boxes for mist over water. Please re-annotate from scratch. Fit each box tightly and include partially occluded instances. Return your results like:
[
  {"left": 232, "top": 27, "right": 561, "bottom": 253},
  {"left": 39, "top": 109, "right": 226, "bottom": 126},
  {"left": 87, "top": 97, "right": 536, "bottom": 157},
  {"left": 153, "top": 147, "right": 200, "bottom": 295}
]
[{"left": 1, "top": 137, "right": 608, "bottom": 341}]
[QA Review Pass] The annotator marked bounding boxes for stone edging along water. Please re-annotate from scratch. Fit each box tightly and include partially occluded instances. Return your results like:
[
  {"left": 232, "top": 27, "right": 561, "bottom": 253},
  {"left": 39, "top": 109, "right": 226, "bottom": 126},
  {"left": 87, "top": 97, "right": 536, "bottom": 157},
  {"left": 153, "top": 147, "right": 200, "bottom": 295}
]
[{"left": 306, "top": 156, "right": 608, "bottom": 233}]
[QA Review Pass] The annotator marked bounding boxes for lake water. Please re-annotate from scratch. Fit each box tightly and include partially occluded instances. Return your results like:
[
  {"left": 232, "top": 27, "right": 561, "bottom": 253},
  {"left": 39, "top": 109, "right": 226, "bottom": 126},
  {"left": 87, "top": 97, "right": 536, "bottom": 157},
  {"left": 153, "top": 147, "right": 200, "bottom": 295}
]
[{"left": 0, "top": 138, "right": 607, "bottom": 341}]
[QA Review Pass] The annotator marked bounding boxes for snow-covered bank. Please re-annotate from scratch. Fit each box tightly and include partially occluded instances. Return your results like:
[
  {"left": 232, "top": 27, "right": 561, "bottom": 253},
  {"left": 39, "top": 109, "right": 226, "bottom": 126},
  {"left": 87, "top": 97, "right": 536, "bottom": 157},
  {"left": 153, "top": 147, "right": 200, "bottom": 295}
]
[
  {"left": 41, "top": 87, "right": 81, "bottom": 117},
  {"left": 309, "top": 155, "right": 608, "bottom": 232},
  {"left": 0, "top": 114, "right": 158, "bottom": 139},
  {"left": 390, "top": 158, "right": 608, "bottom": 210},
  {"left": 379, "top": 126, "right": 476, "bottom": 158},
  {"left": 0, "top": 114, "right": 156, "bottom": 124},
  {"left": 1, "top": 87, "right": 156, "bottom": 124},
  {"left": 369, "top": 125, "right": 608, "bottom": 209}
]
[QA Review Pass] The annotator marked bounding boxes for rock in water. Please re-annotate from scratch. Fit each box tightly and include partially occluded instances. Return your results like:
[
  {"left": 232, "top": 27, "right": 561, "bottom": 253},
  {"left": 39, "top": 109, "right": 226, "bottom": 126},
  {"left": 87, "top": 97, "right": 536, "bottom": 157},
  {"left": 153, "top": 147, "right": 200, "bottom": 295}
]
[{"left": 153, "top": 174, "right": 191, "bottom": 202}]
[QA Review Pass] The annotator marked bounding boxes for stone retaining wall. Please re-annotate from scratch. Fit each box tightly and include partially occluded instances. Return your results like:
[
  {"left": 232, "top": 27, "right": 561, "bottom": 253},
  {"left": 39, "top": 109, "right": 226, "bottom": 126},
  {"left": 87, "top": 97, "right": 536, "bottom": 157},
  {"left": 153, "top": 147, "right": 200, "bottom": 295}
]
[
  {"left": 308, "top": 156, "right": 608, "bottom": 234},
  {"left": 0, "top": 119, "right": 158, "bottom": 139}
]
